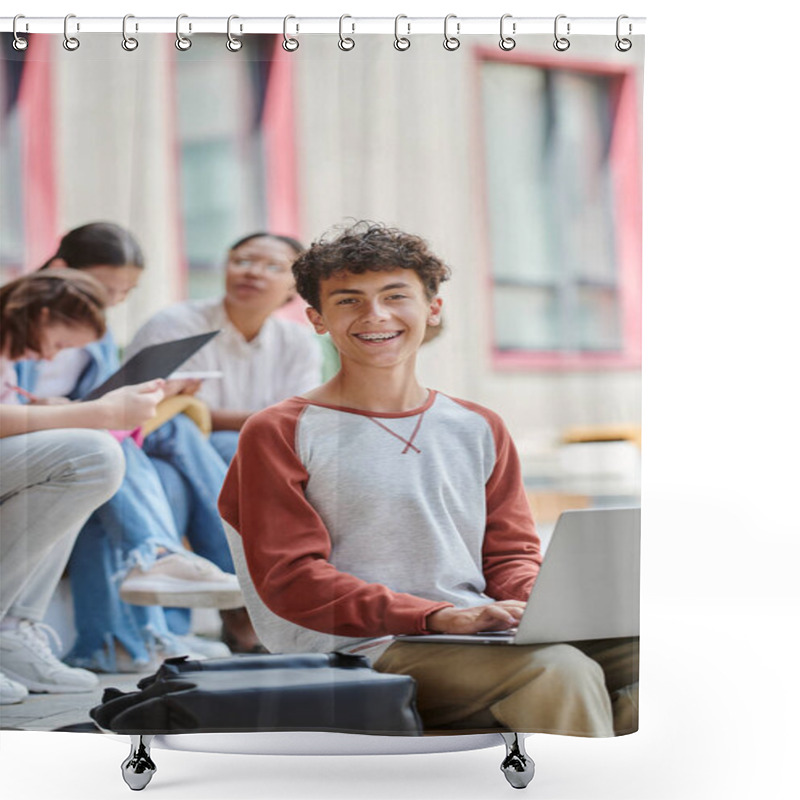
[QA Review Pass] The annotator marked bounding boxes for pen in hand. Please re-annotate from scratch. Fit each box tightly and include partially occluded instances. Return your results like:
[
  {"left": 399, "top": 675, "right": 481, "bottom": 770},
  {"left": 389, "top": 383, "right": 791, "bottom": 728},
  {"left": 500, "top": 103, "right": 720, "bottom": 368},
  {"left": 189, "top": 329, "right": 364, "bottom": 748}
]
[{"left": 3, "top": 382, "right": 40, "bottom": 403}]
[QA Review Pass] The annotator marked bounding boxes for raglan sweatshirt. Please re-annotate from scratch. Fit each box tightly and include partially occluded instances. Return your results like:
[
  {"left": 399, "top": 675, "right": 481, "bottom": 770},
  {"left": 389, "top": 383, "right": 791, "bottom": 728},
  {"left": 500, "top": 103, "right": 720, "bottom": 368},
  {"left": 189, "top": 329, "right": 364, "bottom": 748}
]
[{"left": 218, "top": 391, "right": 542, "bottom": 657}]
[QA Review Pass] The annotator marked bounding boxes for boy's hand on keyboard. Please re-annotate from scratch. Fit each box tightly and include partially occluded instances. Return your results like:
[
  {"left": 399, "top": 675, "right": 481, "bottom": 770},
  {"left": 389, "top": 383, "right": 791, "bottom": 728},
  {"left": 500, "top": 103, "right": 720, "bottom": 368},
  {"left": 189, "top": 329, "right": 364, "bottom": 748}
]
[{"left": 426, "top": 601, "right": 526, "bottom": 634}]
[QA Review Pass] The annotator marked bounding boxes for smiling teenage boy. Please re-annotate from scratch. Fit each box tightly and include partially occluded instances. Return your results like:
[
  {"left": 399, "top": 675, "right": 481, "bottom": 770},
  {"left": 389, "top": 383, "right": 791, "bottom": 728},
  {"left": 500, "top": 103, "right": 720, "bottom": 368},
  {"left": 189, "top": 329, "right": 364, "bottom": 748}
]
[{"left": 218, "top": 223, "right": 638, "bottom": 737}]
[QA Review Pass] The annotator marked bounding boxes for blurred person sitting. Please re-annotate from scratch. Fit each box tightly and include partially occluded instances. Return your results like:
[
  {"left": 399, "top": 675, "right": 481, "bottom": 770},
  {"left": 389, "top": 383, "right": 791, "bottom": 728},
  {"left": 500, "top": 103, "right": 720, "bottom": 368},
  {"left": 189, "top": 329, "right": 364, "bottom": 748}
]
[
  {"left": 15, "top": 223, "right": 242, "bottom": 672},
  {"left": 125, "top": 232, "right": 322, "bottom": 654},
  {"left": 126, "top": 232, "right": 322, "bottom": 465},
  {"left": 0, "top": 270, "right": 160, "bottom": 702}
]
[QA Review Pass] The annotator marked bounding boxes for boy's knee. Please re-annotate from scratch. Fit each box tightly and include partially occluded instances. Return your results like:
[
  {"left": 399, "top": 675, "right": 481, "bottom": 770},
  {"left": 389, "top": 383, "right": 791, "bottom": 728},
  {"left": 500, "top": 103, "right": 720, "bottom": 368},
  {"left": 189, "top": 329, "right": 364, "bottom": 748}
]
[
  {"left": 490, "top": 646, "right": 614, "bottom": 736},
  {"left": 525, "top": 643, "right": 606, "bottom": 691}
]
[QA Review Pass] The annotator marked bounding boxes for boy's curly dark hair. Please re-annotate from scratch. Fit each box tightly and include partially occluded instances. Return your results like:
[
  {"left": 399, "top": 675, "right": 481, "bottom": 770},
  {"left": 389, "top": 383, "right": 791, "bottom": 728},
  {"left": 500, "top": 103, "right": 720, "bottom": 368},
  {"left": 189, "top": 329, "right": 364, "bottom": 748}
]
[{"left": 292, "top": 222, "right": 451, "bottom": 311}]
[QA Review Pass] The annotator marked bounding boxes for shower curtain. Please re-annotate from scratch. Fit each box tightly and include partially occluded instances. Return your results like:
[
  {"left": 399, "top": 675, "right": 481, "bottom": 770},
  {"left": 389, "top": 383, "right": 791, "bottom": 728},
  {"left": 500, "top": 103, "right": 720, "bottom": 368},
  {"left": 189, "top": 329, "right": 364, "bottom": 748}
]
[{"left": 0, "top": 23, "right": 643, "bottom": 743}]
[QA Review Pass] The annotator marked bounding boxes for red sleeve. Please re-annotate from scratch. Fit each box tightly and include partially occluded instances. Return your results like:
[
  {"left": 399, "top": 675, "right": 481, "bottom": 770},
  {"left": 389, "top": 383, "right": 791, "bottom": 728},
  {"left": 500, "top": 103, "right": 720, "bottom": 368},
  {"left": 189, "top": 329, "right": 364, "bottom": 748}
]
[
  {"left": 452, "top": 399, "right": 542, "bottom": 601},
  {"left": 217, "top": 399, "right": 451, "bottom": 637}
]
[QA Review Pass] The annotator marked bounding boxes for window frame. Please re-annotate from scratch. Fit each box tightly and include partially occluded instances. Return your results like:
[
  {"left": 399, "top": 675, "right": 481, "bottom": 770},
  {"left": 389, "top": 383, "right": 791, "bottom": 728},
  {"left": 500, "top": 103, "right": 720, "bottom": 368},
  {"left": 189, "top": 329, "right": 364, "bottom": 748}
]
[
  {"left": 169, "top": 35, "right": 299, "bottom": 302},
  {"left": 475, "top": 47, "right": 642, "bottom": 371}
]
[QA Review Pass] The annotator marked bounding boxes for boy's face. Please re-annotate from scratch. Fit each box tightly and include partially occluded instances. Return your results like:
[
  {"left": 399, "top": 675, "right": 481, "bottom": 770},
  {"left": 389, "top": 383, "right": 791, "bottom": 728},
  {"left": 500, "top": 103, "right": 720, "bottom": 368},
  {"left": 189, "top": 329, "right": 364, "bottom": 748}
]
[{"left": 306, "top": 268, "right": 442, "bottom": 370}]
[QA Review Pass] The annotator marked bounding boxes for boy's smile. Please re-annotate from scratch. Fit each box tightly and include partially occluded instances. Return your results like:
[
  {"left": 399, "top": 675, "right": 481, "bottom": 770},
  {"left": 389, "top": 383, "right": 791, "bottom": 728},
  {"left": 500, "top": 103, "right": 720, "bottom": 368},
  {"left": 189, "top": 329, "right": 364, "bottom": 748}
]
[
  {"left": 353, "top": 331, "right": 402, "bottom": 342},
  {"left": 307, "top": 269, "right": 442, "bottom": 369}
]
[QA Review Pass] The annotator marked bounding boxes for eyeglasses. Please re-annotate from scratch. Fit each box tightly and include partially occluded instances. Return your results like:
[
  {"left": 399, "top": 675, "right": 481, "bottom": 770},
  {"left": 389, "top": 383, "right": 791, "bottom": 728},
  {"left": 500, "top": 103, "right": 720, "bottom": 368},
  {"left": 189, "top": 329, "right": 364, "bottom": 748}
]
[{"left": 228, "top": 256, "right": 292, "bottom": 275}]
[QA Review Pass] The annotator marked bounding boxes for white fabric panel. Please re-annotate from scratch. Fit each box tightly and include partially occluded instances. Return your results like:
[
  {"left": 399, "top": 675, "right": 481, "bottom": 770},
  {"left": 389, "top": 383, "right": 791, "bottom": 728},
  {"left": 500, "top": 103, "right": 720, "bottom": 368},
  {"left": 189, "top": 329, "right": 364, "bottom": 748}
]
[{"left": 52, "top": 34, "right": 182, "bottom": 344}]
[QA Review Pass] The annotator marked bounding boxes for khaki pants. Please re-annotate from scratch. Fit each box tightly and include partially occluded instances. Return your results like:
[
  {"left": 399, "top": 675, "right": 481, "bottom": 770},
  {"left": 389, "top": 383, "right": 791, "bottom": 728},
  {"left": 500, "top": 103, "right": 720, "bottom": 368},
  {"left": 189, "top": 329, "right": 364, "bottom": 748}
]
[{"left": 374, "top": 636, "right": 638, "bottom": 737}]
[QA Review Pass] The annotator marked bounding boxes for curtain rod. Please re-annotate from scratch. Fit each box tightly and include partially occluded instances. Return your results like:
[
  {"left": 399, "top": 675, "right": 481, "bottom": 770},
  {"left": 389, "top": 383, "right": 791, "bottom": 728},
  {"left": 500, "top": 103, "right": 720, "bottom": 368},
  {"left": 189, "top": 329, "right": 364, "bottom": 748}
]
[{"left": 1, "top": 16, "right": 646, "bottom": 37}]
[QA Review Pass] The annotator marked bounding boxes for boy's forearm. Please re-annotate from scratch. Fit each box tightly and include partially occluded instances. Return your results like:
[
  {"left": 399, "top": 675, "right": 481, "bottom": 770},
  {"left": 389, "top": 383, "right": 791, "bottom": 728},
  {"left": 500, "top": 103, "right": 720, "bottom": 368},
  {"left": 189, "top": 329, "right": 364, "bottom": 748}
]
[
  {"left": 483, "top": 556, "right": 539, "bottom": 602},
  {"left": 482, "top": 518, "right": 542, "bottom": 601},
  {"left": 254, "top": 553, "right": 452, "bottom": 637},
  {"left": 0, "top": 401, "right": 113, "bottom": 438},
  {"left": 481, "top": 416, "right": 543, "bottom": 601}
]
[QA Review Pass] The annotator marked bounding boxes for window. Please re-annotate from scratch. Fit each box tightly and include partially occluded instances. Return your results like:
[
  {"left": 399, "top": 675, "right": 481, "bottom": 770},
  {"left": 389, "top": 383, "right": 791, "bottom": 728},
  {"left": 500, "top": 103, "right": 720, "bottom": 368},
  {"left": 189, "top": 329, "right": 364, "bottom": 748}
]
[
  {"left": 174, "top": 35, "right": 280, "bottom": 299},
  {"left": 0, "top": 35, "right": 296, "bottom": 308},
  {"left": 478, "top": 51, "right": 641, "bottom": 369}
]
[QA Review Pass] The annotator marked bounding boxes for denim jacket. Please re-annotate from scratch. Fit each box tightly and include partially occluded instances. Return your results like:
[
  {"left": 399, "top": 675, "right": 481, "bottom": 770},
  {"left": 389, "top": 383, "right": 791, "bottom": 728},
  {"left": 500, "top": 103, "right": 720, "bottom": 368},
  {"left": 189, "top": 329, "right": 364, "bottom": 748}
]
[{"left": 15, "top": 330, "right": 120, "bottom": 399}]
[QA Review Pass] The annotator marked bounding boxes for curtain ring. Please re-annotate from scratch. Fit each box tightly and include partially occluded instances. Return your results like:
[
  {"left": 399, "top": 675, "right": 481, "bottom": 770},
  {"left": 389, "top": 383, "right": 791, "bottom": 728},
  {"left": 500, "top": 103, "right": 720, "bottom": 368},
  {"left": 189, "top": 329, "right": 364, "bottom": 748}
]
[
  {"left": 394, "top": 15, "right": 411, "bottom": 51},
  {"left": 615, "top": 15, "right": 633, "bottom": 52},
  {"left": 122, "top": 14, "right": 139, "bottom": 51},
  {"left": 282, "top": 15, "right": 299, "bottom": 51},
  {"left": 63, "top": 13, "right": 80, "bottom": 51},
  {"left": 338, "top": 14, "right": 355, "bottom": 51},
  {"left": 175, "top": 14, "right": 192, "bottom": 51},
  {"left": 499, "top": 14, "right": 516, "bottom": 51},
  {"left": 226, "top": 15, "right": 243, "bottom": 51},
  {"left": 553, "top": 14, "right": 571, "bottom": 52},
  {"left": 12, "top": 15, "right": 28, "bottom": 51},
  {"left": 443, "top": 14, "right": 460, "bottom": 51}
]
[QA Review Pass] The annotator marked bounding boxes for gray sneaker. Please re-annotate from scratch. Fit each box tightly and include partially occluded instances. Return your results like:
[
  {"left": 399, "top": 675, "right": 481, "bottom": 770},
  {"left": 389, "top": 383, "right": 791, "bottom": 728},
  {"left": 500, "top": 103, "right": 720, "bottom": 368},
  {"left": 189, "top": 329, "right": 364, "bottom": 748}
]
[
  {"left": 0, "top": 621, "right": 98, "bottom": 693},
  {"left": 119, "top": 552, "right": 244, "bottom": 610}
]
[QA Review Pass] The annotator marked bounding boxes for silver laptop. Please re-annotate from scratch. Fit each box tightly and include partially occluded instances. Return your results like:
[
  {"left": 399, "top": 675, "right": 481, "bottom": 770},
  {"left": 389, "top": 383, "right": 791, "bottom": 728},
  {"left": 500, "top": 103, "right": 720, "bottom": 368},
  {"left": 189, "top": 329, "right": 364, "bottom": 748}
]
[{"left": 397, "top": 507, "right": 640, "bottom": 646}]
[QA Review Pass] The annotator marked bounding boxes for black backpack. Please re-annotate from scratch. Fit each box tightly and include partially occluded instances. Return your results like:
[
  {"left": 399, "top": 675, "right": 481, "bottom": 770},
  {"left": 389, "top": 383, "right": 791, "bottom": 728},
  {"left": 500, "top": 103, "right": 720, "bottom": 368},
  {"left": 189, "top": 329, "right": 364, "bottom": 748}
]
[{"left": 90, "top": 652, "right": 423, "bottom": 736}]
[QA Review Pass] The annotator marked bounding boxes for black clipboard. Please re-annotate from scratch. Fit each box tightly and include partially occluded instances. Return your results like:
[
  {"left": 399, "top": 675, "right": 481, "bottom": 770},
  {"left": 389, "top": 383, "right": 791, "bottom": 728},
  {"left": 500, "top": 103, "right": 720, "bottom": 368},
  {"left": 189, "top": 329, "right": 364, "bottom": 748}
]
[{"left": 83, "top": 331, "right": 220, "bottom": 400}]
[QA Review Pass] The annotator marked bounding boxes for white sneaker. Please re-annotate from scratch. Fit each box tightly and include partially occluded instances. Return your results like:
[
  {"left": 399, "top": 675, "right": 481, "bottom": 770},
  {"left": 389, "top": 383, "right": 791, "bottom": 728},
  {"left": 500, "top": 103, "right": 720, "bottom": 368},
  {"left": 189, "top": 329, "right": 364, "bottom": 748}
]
[
  {"left": 105, "top": 636, "right": 209, "bottom": 675},
  {"left": 0, "top": 621, "right": 99, "bottom": 693},
  {"left": 108, "top": 641, "right": 158, "bottom": 675},
  {"left": 174, "top": 634, "right": 231, "bottom": 659},
  {"left": 119, "top": 553, "right": 244, "bottom": 610},
  {"left": 0, "top": 669, "right": 29, "bottom": 705},
  {"left": 151, "top": 633, "right": 208, "bottom": 663}
]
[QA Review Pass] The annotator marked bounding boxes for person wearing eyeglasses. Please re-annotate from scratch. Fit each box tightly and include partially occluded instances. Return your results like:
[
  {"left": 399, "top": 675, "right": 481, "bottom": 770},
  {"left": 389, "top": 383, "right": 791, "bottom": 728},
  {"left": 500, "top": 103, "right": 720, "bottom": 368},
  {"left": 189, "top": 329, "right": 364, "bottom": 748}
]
[
  {"left": 126, "top": 233, "right": 323, "bottom": 652},
  {"left": 127, "top": 233, "right": 322, "bottom": 465}
]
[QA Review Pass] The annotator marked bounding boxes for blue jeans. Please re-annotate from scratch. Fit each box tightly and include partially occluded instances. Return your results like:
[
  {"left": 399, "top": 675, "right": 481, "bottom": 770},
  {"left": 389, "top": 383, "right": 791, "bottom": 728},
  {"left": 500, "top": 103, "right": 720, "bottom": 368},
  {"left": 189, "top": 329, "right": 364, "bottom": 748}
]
[
  {"left": 146, "top": 416, "right": 234, "bottom": 635},
  {"left": 66, "top": 417, "right": 235, "bottom": 670},
  {"left": 66, "top": 438, "right": 185, "bottom": 671},
  {"left": 144, "top": 416, "right": 233, "bottom": 571},
  {"left": 209, "top": 430, "right": 240, "bottom": 465}
]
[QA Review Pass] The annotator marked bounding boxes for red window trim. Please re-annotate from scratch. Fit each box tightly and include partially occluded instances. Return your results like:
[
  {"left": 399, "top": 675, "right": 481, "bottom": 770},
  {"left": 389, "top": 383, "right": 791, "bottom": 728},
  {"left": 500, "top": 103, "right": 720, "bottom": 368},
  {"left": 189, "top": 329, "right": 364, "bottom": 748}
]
[
  {"left": 263, "top": 39, "right": 308, "bottom": 325},
  {"left": 263, "top": 37, "right": 300, "bottom": 238},
  {"left": 474, "top": 46, "right": 642, "bottom": 372},
  {"left": 19, "top": 35, "right": 59, "bottom": 272},
  {"left": 168, "top": 36, "right": 301, "bottom": 308}
]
